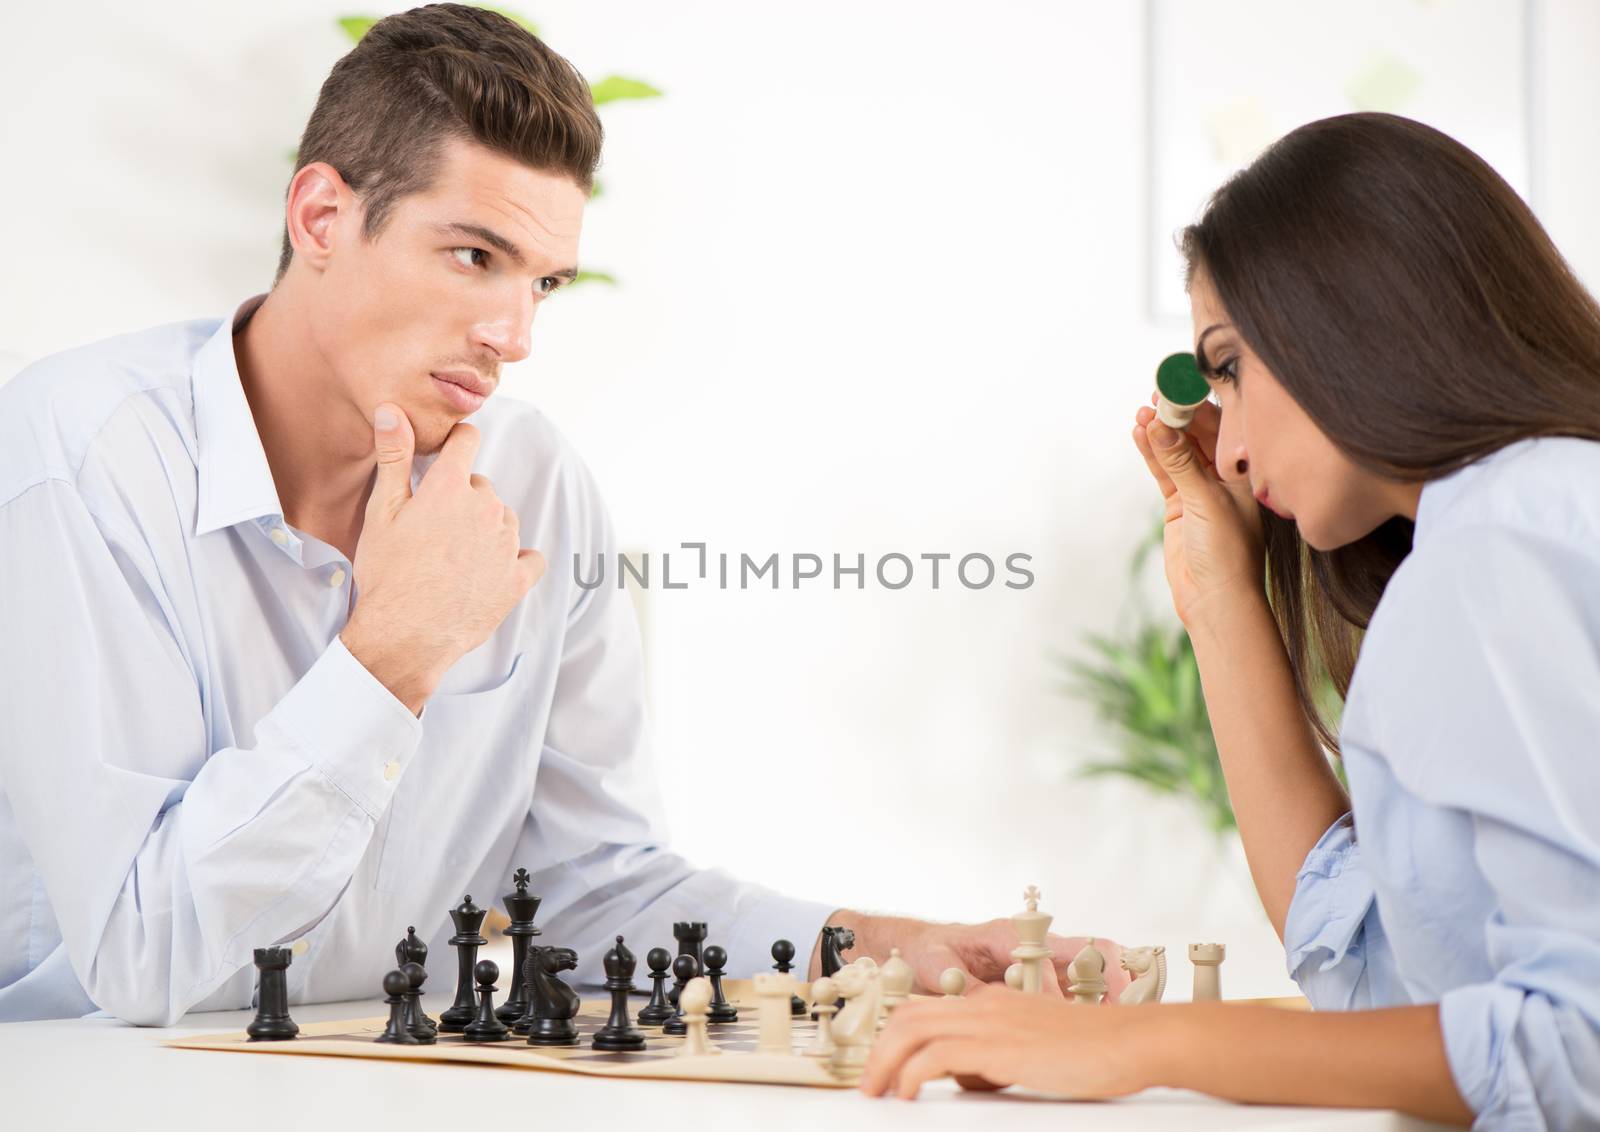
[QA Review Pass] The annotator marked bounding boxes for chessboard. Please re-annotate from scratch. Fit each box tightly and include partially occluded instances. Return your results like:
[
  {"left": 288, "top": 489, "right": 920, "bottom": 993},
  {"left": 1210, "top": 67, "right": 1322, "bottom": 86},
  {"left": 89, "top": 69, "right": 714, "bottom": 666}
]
[{"left": 169, "top": 979, "right": 848, "bottom": 1088}]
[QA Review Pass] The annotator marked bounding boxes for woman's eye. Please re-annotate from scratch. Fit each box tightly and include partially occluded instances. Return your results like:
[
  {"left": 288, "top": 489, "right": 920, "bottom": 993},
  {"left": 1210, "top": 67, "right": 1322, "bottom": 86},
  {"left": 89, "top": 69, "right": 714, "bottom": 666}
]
[
  {"left": 451, "top": 247, "right": 487, "bottom": 269},
  {"left": 1215, "top": 358, "right": 1239, "bottom": 385}
]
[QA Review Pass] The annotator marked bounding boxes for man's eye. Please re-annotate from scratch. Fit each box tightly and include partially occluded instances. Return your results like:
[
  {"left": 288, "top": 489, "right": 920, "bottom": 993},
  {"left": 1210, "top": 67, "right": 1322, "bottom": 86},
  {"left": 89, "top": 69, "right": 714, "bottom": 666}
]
[
  {"left": 451, "top": 247, "right": 488, "bottom": 269},
  {"left": 535, "top": 276, "right": 561, "bottom": 296}
]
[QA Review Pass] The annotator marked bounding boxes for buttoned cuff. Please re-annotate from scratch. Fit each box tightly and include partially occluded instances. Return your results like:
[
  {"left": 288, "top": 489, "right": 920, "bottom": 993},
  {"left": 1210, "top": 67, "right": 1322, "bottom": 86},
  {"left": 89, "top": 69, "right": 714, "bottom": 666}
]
[
  {"left": 259, "top": 635, "right": 424, "bottom": 820},
  {"left": 1283, "top": 812, "right": 1378, "bottom": 1009}
]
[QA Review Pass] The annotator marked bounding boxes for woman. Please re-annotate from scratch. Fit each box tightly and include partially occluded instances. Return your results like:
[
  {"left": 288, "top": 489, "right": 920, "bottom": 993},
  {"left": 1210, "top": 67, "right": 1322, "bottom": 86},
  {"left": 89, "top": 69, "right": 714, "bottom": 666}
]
[{"left": 861, "top": 112, "right": 1600, "bottom": 1128}]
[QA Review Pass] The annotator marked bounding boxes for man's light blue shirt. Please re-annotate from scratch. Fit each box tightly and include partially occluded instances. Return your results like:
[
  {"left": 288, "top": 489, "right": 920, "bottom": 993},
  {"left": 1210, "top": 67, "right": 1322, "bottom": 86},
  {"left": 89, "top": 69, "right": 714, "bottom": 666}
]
[
  {"left": 1283, "top": 436, "right": 1600, "bottom": 1129},
  {"left": 0, "top": 296, "right": 834, "bottom": 1025}
]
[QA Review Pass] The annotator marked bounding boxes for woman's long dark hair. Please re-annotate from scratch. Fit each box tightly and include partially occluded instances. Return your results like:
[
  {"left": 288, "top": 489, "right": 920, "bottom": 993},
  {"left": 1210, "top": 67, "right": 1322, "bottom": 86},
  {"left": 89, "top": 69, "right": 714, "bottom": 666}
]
[{"left": 1181, "top": 112, "right": 1600, "bottom": 756}]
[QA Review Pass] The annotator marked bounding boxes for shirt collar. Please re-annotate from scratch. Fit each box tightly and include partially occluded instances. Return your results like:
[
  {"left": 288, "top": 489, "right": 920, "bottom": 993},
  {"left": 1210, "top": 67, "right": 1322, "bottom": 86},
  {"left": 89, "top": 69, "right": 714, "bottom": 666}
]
[{"left": 193, "top": 294, "right": 284, "bottom": 537}]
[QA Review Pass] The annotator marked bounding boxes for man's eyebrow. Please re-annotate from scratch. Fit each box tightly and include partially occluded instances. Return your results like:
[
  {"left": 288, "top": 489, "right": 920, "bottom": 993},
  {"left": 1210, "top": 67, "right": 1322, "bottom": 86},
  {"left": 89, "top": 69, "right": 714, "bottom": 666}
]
[
  {"left": 434, "top": 222, "right": 579, "bottom": 282},
  {"left": 1194, "top": 323, "right": 1232, "bottom": 372}
]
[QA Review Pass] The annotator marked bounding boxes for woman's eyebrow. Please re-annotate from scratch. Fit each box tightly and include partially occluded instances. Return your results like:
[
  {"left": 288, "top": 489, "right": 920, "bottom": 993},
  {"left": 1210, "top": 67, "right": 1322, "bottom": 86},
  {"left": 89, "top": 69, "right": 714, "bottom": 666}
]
[{"left": 1195, "top": 323, "right": 1232, "bottom": 372}]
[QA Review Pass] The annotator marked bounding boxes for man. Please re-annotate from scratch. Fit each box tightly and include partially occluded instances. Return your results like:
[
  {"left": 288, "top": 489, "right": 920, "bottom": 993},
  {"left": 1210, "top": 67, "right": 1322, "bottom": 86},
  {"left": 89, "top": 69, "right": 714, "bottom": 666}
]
[{"left": 0, "top": 4, "right": 1115, "bottom": 1025}]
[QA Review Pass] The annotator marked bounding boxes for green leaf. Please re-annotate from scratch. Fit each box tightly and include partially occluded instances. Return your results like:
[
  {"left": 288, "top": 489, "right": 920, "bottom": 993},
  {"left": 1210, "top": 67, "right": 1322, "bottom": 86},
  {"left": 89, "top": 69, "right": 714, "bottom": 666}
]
[
  {"left": 590, "top": 75, "right": 664, "bottom": 106},
  {"left": 338, "top": 16, "right": 378, "bottom": 43},
  {"left": 572, "top": 270, "right": 618, "bottom": 287},
  {"left": 589, "top": 177, "right": 605, "bottom": 201}
]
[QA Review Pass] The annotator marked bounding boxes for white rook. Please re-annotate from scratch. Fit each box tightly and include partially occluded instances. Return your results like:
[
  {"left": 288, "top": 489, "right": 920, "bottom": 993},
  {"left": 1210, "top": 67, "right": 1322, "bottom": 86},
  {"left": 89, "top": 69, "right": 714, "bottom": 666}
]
[
  {"left": 751, "top": 972, "right": 794, "bottom": 1055},
  {"left": 1189, "top": 942, "right": 1225, "bottom": 1002}
]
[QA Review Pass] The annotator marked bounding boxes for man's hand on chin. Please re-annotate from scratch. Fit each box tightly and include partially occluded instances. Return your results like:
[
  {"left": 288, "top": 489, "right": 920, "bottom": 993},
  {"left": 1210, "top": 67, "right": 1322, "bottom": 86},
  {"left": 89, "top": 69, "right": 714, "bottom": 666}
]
[{"left": 809, "top": 909, "right": 1131, "bottom": 1002}]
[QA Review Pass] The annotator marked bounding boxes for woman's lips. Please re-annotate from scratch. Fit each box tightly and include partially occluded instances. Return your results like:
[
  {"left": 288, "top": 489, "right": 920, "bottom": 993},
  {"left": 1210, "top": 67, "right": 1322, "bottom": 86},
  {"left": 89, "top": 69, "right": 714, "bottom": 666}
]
[
  {"left": 1255, "top": 486, "right": 1292, "bottom": 519},
  {"left": 431, "top": 372, "right": 489, "bottom": 413}
]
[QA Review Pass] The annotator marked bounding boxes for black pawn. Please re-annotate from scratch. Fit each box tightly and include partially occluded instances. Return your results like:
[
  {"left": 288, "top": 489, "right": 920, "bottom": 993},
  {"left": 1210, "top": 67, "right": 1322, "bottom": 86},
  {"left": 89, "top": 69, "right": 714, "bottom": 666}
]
[
  {"left": 376, "top": 969, "right": 420, "bottom": 1044},
  {"left": 401, "top": 961, "right": 436, "bottom": 1043},
  {"left": 637, "top": 947, "right": 675, "bottom": 1026},
  {"left": 772, "top": 939, "right": 807, "bottom": 1016},
  {"left": 669, "top": 921, "right": 707, "bottom": 1006},
  {"left": 462, "top": 959, "right": 510, "bottom": 1042},
  {"left": 661, "top": 954, "right": 698, "bottom": 1036},
  {"left": 247, "top": 946, "right": 299, "bottom": 1041},
  {"left": 439, "top": 895, "right": 487, "bottom": 1033},
  {"left": 703, "top": 945, "right": 739, "bottom": 1023},
  {"left": 592, "top": 935, "right": 647, "bottom": 1051},
  {"left": 498, "top": 867, "right": 543, "bottom": 1023}
]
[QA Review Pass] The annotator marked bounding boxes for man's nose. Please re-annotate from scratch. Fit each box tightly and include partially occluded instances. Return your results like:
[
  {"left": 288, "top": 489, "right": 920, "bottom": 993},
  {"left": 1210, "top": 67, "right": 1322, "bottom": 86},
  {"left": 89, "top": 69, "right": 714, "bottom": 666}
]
[{"left": 472, "top": 292, "right": 534, "bottom": 363}]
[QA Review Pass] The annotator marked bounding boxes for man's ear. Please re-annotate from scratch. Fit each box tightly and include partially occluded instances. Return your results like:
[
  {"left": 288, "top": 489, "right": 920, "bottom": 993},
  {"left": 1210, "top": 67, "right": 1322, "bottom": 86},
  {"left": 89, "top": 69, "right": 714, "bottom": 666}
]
[{"left": 284, "top": 161, "right": 353, "bottom": 274}]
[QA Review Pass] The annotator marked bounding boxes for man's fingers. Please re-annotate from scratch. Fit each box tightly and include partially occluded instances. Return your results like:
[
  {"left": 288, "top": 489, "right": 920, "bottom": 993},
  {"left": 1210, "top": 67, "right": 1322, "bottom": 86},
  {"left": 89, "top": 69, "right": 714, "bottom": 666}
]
[
  {"left": 517, "top": 548, "right": 546, "bottom": 589},
  {"left": 368, "top": 402, "right": 416, "bottom": 516},
  {"left": 430, "top": 422, "right": 482, "bottom": 482}
]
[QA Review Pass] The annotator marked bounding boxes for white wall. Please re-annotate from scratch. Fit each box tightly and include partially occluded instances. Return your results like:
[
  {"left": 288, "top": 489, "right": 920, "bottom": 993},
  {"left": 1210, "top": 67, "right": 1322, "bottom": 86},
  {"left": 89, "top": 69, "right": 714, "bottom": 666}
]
[{"left": 4, "top": 0, "right": 1598, "bottom": 1000}]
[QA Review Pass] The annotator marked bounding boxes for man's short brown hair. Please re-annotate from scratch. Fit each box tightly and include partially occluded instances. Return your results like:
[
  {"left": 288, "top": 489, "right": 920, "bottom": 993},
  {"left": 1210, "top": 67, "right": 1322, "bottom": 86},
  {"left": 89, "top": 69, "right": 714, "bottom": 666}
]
[{"left": 275, "top": 3, "right": 603, "bottom": 283}]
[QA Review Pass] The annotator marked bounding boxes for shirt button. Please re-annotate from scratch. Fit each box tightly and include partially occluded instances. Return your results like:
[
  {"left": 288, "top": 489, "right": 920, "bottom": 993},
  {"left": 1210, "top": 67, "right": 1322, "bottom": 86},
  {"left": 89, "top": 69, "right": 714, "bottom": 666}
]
[
  {"left": 328, "top": 568, "right": 347, "bottom": 588},
  {"left": 269, "top": 528, "right": 289, "bottom": 546},
  {"left": 291, "top": 939, "right": 309, "bottom": 957},
  {"left": 383, "top": 760, "right": 401, "bottom": 782}
]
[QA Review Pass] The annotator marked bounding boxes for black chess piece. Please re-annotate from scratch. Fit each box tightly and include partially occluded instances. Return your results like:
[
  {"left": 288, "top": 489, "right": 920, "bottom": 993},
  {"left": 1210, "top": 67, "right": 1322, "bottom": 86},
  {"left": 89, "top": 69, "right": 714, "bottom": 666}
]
[
  {"left": 439, "top": 895, "right": 487, "bottom": 1033},
  {"left": 376, "top": 969, "right": 420, "bottom": 1044},
  {"left": 669, "top": 920, "right": 707, "bottom": 1006},
  {"left": 498, "top": 867, "right": 543, "bottom": 1023},
  {"left": 702, "top": 945, "right": 739, "bottom": 1023},
  {"left": 771, "top": 939, "right": 807, "bottom": 1016},
  {"left": 814, "top": 926, "right": 855, "bottom": 1019},
  {"left": 395, "top": 924, "right": 428, "bottom": 969},
  {"left": 636, "top": 947, "right": 675, "bottom": 1026},
  {"left": 526, "top": 946, "right": 582, "bottom": 1046},
  {"left": 592, "top": 935, "right": 647, "bottom": 1051},
  {"left": 246, "top": 946, "right": 299, "bottom": 1041},
  {"left": 462, "top": 959, "right": 511, "bottom": 1042},
  {"left": 661, "top": 953, "right": 699, "bottom": 1036},
  {"left": 400, "top": 961, "right": 437, "bottom": 1043}
]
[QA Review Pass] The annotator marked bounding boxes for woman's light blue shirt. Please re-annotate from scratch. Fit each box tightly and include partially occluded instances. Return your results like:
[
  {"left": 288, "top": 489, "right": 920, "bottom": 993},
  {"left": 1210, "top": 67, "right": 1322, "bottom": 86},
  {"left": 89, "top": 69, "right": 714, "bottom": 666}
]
[{"left": 1284, "top": 436, "right": 1600, "bottom": 1130}]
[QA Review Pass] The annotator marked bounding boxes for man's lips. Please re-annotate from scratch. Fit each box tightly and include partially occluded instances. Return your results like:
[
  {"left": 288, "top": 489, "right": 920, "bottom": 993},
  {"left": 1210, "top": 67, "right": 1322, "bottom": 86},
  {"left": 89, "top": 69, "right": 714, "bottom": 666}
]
[{"left": 431, "top": 370, "right": 493, "bottom": 413}]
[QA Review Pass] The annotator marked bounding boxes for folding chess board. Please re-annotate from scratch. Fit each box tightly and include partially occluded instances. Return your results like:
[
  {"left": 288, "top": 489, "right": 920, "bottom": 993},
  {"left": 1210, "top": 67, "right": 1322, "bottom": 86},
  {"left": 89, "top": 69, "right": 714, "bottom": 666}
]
[{"left": 169, "top": 980, "right": 850, "bottom": 1088}]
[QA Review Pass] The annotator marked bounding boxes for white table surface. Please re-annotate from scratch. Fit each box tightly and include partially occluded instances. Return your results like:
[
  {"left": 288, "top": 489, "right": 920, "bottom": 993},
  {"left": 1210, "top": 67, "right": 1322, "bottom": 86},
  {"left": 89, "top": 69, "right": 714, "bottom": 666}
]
[{"left": 2, "top": 997, "right": 1454, "bottom": 1132}]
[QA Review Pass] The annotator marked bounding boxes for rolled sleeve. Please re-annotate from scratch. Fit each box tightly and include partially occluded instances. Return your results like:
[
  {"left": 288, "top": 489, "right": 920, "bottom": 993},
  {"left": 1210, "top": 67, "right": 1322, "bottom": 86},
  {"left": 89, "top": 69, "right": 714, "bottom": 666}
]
[{"left": 1283, "top": 812, "right": 1396, "bottom": 1010}]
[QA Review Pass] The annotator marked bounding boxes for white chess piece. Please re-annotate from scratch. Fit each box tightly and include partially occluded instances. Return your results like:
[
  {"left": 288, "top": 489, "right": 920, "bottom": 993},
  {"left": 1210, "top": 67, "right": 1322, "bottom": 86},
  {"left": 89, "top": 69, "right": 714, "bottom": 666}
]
[
  {"left": 751, "top": 972, "right": 795, "bottom": 1055},
  {"left": 1189, "top": 943, "right": 1225, "bottom": 1002},
  {"left": 804, "top": 976, "right": 838, "bottom": 1058},
  {"left": 1003, "top": 962, "right": 1023, "bottom": 990},
  {"left": 879, "top": 947, "right": 914, "bottom": 1029},
  {"left": 1118, "top": 946, "right": 1167, "bottom": 1006},
  {"left": 677, "top": 977, "right": 720, "bottom": 1057},
  {"left": 828, "top": 963, "right": 882, "bottom": 1084},
  {"left": 1066, "top": 942, "right": 1108, "bottom": 1005},
  {"left": 938, "top": 967, "right": 967, "bottom": 998},
  {"left": 1010, "top": 885, "right": 1053, "bottom": 994}
]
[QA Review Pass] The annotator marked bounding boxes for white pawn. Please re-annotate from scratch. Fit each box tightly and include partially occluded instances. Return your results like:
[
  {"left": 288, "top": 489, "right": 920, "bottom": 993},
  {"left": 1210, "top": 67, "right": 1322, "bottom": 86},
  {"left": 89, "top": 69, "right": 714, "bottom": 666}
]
[
  {"left": 804, "top": 976, "right": 838, "bottom": 1058},
  {"left": 677, "top": 977, "right": 719, "bottom": 1057},
  {"left": 1004, "top": 962, "right": 1023, "bottom": 990},
  {"left": 879, "top": 947, "right": 914, "bottom": 1029},
  {"left": 1189, "top": 943, "right": 1225, "bottom": 1002},
  {"left": 938, "top": 967, "right": 967, "bottom": 997}
]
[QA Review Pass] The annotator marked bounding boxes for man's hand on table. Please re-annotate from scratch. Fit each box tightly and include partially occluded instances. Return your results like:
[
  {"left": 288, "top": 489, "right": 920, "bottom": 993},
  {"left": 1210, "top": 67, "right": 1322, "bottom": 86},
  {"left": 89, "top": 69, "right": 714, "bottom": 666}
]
[{"left": 809, "top": 909, "right": 1130, "bottom": 1001}]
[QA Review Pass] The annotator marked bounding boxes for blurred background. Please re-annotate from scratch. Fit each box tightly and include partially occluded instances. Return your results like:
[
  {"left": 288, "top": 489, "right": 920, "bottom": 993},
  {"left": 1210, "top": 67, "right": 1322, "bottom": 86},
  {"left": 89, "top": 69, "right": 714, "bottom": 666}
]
[{"left": 4, "top": 0, "right": 1598, "bottom": 1000}]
